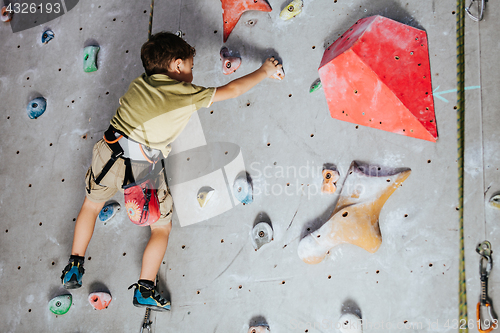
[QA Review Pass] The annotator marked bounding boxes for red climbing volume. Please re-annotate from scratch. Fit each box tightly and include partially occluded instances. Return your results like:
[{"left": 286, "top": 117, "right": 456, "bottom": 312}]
[
  {"left": 221, "top": 0, "right": 272, "bottom": 42},
  {"left": 319, "top": 15, "right": 438, "bottom": 142}
]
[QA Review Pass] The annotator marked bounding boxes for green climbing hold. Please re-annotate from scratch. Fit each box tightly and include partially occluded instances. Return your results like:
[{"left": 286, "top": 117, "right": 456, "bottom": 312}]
[
  {"left": 49, "top": 294, "right": 72, "bottom": 315},
  {"left": 309, "top": 79, "right": 322, "bottom": 93},
  {"left": 83, "top": 46, "right": 100, "bottom": 72}
]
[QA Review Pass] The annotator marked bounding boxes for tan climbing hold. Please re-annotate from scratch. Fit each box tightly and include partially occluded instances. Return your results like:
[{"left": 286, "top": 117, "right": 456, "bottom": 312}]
[{"left": 298, "top": 161, "right": 411, "bottom": 264}]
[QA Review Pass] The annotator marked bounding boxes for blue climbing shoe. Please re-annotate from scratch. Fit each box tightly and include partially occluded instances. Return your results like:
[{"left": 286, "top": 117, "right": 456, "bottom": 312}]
[
  {"left": 61, "top": 259, "right": 84, "bottom": 289},
  {"left": 128, "top": 281, "right": 170, "bottom": 311}
]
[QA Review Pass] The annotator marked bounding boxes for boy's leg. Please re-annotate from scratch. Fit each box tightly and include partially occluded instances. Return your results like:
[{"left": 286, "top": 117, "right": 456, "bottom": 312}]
[
  {"left": 62, "top": 139, "right": 121, "bottom": 289},
  {"left": 139, "top": 166, "right": 173, "bottom": 280},
  {"left": 129, "top": 222, "right": 172, "bottom": 311},
  {"left": 129, "top": 175, "right": 173, "bottom": 311},
  {"left": 139, "top": 222, "right": 172, "bottom": 281},
  {"left": 71, "top": 197, "right": 106, "bottom": 256}
]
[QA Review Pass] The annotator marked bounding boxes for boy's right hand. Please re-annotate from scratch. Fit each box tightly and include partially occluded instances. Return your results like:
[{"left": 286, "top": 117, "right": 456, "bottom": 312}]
[{"left": 261, "top": 57, "right": 283, "bottom": 78}]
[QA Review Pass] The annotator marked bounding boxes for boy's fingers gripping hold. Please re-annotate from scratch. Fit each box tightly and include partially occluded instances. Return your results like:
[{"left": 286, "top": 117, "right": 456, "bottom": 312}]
[
  {"left": 262, "top": 57, "right": 285, "bottom": 80},
  {"left": 270, "top": 58, "right": 285, "bottom": 81}
]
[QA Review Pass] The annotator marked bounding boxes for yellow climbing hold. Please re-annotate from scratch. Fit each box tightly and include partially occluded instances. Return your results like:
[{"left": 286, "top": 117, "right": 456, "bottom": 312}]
[
  {"left": 280, "top": 0, "right": 303, "bottom": 21},
  {"left": 197, "top": 187, "right": 215, "bottom": 208}
]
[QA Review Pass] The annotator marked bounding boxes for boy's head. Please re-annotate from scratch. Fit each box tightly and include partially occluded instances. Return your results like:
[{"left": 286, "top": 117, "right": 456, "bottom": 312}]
[{"left": 141, "top": 32, "right": 196, "bottom": 82}]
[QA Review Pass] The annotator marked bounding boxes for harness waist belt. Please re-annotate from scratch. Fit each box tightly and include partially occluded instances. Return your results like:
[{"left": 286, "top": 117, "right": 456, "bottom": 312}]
[{"left": 114, "top": 132, "right": 162, "bottom": 163}]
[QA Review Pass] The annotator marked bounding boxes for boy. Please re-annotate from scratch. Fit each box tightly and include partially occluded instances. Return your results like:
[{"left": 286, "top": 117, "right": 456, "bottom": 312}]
[{"left": 60, "top": 32, "right": 282, "bottom": 311}]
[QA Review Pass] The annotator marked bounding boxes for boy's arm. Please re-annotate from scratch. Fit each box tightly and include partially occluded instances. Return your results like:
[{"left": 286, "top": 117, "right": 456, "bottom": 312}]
[{"left": 212, "top": 58, "right": 282, "bottom": 103}]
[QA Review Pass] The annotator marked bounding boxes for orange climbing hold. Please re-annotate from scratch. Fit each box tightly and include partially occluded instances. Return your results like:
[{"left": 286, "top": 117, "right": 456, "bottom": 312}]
[
  {"left": 321, "top": 169, "right": 340, "bottom": 194},
  {"left": 88, "top": 292, "right": 112, "bottom": 310},
  {"left": 221, "top": 0, "right": 272, "bottom": 42},
  {"left": 319, "top": 15, "right": 437, "bottom": 142}
]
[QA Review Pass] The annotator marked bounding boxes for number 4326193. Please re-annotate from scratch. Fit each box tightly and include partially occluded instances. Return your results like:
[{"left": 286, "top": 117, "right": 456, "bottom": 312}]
[
  {"left": 444, "top": 319, "right": 499, "bottom": 330},
  {"left": 5, "top": 3, "right": 61, "bottom": 14}
]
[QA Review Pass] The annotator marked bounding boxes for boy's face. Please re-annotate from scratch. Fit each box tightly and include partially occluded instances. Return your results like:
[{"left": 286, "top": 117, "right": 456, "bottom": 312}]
[{"left": 168, "top": 56, "right": 194, "bottom": 83}]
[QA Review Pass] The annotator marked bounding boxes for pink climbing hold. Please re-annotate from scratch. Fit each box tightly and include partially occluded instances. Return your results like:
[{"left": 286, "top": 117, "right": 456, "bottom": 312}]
[
  {"left": 220, "top": 47, "right": 241, "bottom": 75},
  {"left": 88, "top": 292, "right": 112, "bottom": 310}
]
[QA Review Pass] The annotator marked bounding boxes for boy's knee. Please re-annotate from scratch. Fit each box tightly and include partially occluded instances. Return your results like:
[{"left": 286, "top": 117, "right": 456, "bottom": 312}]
[
  {"left": 150, "top": 221, "right": 172, "bottom": 234},
  {"left": 82, "top": 197, "right": 106, "bottom": 213}
]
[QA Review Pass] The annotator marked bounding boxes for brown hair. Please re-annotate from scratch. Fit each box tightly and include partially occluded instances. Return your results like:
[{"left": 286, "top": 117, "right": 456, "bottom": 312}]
[{"left": 141, "top": 32, "right": 196, "bottom": 76}]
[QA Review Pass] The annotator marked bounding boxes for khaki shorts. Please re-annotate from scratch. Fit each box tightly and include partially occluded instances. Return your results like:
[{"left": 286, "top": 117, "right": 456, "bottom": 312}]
[{"left": 85, "top": 139, "right": 173, "bottom": 226}]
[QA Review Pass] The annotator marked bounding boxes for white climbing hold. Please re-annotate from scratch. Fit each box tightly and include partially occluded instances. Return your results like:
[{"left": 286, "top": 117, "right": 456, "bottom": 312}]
[
  {"left": 338, "top": 313, "right": 362, "bottom": 333},
  {"left": 252, "top": 222, "right": 273, "bottom": 251}
]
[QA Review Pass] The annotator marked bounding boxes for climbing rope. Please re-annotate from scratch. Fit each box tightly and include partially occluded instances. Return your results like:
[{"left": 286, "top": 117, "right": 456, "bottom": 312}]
[
  {"left": 148, "top": 0, "right": 155, "bottom": 40},
  {"left": 456, "top": 0, "right": 467, "bottom": 331}
]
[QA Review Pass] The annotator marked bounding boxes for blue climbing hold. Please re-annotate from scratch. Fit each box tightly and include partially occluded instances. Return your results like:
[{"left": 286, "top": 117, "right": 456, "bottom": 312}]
[
  {"left": 41, "top": 30, "right": 54, "bottom": 44},
  {"left": 26, "top": 97, "right": 47, "bottom": 119},
  {"left": 98, "top": 201, "right": 120, "bottom": 224},
  {"left": 233, "top": 174, "right": 253, "bottom": 204}
]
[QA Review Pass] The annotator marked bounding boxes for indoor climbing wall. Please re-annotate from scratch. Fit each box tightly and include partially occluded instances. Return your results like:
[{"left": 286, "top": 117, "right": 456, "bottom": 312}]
[{"left": 0, "top": 0, "right": 498, "bottom": 332}]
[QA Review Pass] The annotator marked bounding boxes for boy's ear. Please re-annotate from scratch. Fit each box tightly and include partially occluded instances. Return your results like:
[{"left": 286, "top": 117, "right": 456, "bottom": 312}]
[{"left": 173, "top": 58, "right": 183, "bottom": 73}]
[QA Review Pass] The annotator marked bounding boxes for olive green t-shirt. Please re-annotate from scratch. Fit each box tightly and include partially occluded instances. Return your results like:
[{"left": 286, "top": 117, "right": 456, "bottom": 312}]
[{"left": 110, "top": 73, "right": 216, "bottom": 157}]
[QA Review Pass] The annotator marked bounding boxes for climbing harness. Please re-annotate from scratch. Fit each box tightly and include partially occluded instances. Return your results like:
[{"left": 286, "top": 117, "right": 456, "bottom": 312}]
[
  {"left": 89, "top": 126, "right": 165, "bottom": 226},
  {"left": 465, "top": 0, "right": 486, "bottom": 22},
  {"left": 456, "top": 0, "right": 468, "bottom": 330},
  {"left": 476, "top": 241, "right": 497, "bottom": 333}
]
